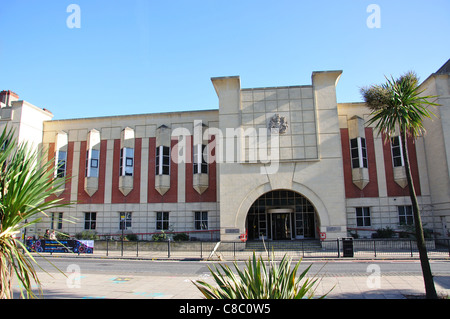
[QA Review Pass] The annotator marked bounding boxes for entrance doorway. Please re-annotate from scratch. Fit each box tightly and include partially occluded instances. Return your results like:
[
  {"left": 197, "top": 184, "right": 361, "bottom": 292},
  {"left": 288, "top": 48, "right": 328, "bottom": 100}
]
[
  {"left": 246, "top": 189, "right": 318, "bottom": 240},
  {"left": 269, "top": 209, "right": 293, "bottom": 240}
]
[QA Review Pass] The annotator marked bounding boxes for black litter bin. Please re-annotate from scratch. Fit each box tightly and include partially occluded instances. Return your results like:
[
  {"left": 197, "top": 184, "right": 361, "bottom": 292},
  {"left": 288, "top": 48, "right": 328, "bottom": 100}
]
[{"left": 342, "top": 237, "right": 354, "bottom": 257}]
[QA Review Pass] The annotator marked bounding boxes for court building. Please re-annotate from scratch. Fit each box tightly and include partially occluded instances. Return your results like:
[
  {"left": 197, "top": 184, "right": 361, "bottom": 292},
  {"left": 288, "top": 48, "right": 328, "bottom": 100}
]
[{"left": 1, "top": 59, "right": 449, "bottom": 242}]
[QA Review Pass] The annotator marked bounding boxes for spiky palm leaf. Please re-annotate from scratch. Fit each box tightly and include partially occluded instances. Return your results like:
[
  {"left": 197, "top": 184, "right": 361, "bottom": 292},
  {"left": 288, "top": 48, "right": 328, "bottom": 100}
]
[
  {"left": 361, "top": 71, "right": 439, "bottom": 299},
  {"left": 362, "top": 71, "right": 437, "bottom": 140},
  {"left": 0, "top": 127, "right": 70, "bottom": 299},
  {"left": 193, "top": 252, "right": 330, "bottom": 299}
]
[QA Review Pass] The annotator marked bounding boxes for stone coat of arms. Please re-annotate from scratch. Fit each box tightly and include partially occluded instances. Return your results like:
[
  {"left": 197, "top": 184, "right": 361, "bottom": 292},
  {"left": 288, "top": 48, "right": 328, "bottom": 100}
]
[{"left": 268, "top": 114, "right": 288, "bottom": 134}]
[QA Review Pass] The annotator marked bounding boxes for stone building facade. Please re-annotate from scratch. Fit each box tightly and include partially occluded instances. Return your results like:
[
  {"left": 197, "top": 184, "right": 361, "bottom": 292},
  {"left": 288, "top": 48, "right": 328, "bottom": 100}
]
[{"left": 1, "top": 60, "right": 449, "bottom": 241}]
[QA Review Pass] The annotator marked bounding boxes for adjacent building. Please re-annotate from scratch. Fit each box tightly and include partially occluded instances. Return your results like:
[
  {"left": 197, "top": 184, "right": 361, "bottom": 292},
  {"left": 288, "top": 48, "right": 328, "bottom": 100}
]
[{"left": 1, "top": 59, "right": 449, "bottom": 242}]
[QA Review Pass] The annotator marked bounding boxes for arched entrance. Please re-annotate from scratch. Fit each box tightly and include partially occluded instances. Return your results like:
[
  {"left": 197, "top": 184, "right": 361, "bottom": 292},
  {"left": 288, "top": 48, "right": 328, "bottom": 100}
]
[{"left": 246, "top": 189, "right": 319, "bottom": 240}]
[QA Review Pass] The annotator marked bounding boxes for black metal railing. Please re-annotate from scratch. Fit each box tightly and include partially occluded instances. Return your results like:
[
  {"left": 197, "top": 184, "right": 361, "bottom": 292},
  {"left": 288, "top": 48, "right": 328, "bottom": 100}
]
[{"left": 85, "top": 238, "right": 450, "bottom": 260}]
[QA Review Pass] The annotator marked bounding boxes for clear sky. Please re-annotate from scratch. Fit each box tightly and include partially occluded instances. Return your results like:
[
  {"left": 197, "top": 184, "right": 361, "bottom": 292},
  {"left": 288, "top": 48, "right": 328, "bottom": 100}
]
[{"left": 1, "top": 0, "right": 449, "bottom": 120}]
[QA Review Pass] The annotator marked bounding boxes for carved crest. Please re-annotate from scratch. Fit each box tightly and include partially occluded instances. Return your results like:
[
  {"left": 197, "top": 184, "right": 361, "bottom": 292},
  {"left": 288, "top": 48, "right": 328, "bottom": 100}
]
[{"left": 268, "top": 114, "right": 288, "bottom": 134}]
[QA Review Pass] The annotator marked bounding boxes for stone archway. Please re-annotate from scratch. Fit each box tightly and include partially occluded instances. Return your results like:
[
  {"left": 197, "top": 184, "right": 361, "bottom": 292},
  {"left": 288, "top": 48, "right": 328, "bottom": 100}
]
[
  {"left": 245, "top": 189, "right": 320, "bottom": 240},
  {"left": 235, "top": 182, "right": 331, "bottom": 241}
]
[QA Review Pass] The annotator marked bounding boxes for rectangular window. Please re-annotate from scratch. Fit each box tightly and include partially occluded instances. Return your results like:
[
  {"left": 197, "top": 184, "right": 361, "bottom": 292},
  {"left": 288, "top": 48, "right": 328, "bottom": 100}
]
[
  {"left": 84, "top": 212, "right": 96, "bottom": 230},
  {"left": 119, "top": 212, "right": 132, "bottom": 230},
  {"left": 156, "top": 212, "right": 169, "bottom": 230},
  {"left": 391, "top": 136, "right": 404, "bottom": 167},
  {"left": 155, "top": 146, "right": 170, "bottom": 175},
  {"left": 356, "top": 207, "right": 371, "bottom": 227},
  {"left": 120, "top": 147, "right": 134, "bottom": 176},
  {"left": 193, "top": 144, "right": 208, "bottom": 174},
  {"left": 86, "top": 149, "right": 100, "bottom": 178},
  {"left": 398, "top": 206, "right": 414, "bottom": 225},
  {"left": 350, "top": 137, "right": 368, "bottom": 169},
  {"left": 56, "top": 150, "right": 67, "bottom": 178},
  {"left": 51, "top": 212, "right": 63, "bottom": 230},
  {"left": 194, "top": 211, "right": 208, "bottom": 230}
]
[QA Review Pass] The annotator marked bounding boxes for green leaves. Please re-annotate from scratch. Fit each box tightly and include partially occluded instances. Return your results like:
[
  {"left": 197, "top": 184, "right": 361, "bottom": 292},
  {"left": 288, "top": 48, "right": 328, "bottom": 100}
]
[
  {"left": 192, "top": 252, "right": 330, "bottom": 299},
  {"left": 0, "top": 127, "right": 71, "bottom": 298},
  {"left": 362, "top": 71, "right": 440, "bottom": 299},
  {"left": 361, "top": 71, "right": 438, "bottom": 141}
]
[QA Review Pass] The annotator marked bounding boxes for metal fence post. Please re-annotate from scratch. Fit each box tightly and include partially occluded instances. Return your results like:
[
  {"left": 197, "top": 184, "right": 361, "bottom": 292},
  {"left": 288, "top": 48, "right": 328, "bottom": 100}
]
[
  {"left": 136, "top": 240, "right": 139, "bottom": 257},
  {"left": 447, "top": 239, "right": 450, "bottom": 257},
  {"left": 168, "top": 239, "right": 171, "bottom": 258},
  {"left": 302, "top": 240, "right": 304, "bottom": 259},
  {"left": 410, "top": 240, "right": 414, "bottom": 257},
  {"left": 200, "top": 241, "right": 203, "bottom": 259},
  {"left": 373, "top": 240, "right": 376, "bottom": 258},
  {"left": 106, "top": 237, "right": 109, "bottom": 257},
  {"left": 337, "top": 238, "right": 340, "bottom": 258}
]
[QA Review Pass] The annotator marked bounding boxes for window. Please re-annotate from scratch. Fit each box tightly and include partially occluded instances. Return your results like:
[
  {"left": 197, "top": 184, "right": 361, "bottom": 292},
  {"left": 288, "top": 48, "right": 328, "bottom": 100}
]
[
  {"left": 119, "top": 212, "right": 132, "bottom": 230},
  {"left": 120, "top": 147, "right": 134, "bottom": 176},
  {"left": 155, "top": 146, "right": 170, "bottom": 175},
  {"left": 193, "top": 144, "right": 208, "bottom": 174},
  {"left": 350, "top": 137, "right": 368, "bottom": 169},
  {"left": 56, "top": 150, "right": 67, "bottom": 178},
  {"left": 84, "top": 212, "right": 96, "bottom": 230},
  {"left": 398, "top": 206, "right": 414, "bottom": 225},
  {"left": 356, "top": 207, "right": 371, "bottom": 227},
  {"left": 51, "top": 212, "right": 63, "bottom": 230},
  {"left": 86, "top": 149, "right": 100, "bottom": 177},
  {"left": 195, "top": 211, "right": 208, "bottom": 230},
  {"left": 391, "top": 136, "right": 404, "bottom": 167},
  {"left": 156, "top": 212, "right": 169, "bottom": 230}
]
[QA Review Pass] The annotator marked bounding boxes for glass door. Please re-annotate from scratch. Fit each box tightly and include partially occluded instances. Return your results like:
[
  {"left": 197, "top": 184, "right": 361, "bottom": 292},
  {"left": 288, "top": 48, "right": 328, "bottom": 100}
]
[{"left": 270, "top": 212, "right": 292, "bottom": 240}]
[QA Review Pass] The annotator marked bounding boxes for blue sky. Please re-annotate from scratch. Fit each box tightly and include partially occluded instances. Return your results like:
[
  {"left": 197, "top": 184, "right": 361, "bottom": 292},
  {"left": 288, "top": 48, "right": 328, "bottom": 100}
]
[{"left": 1, "top": 0, "right": 449, "bottom": 120}]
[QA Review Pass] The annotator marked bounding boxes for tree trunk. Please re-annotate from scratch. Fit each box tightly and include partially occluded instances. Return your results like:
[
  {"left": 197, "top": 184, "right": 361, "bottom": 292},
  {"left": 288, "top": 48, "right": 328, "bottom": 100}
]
[
  {"left": 401, "top": 130, "right": 438, "bottom": 299},
  {"left": 0, "top": 253, "right": 13, "bottom": 299}
]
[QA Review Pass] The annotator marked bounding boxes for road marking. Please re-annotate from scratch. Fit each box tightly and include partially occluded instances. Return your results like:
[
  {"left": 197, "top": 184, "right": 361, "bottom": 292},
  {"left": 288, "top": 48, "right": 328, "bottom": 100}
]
[{"left": 109, "top": 277, "right": 133, "bottom": 283}]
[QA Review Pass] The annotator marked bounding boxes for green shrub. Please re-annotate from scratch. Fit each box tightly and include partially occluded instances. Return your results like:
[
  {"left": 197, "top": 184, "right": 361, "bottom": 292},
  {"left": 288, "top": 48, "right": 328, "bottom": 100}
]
[
  {"left": 193, "top": 253, "right": 331, "bottom": 299},
  {"left": 373, "top": 226, "right": 395, "bottom": 238},
  {"left": 173, "top": 233, "right": 189, "bottom": 241},
  {"left": 75, "top": 230, "right": 99, "bottom": 240},
  {"left": 126, "top": 234, "right": 138, "bottom": 241},
  {"left": 55, "top": 232, "right": 70, "bottom": 240},
  {"left": 152, "top": 231, "right": 167, "bottom": 242},
  {"left": 349, "top": 230, "right": 359, "bottom": 239},
  {"left": 399, "top": 225, "right": 434, "bottom": 239}
]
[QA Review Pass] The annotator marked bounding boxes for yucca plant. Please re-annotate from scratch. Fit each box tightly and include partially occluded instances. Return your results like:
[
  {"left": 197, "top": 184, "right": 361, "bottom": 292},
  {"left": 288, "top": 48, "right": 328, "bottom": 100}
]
[
  {"left": 0, "top": 127, "right": 70, "bottom": 299},
  {"left": 193, "top": 252, "right": 330, "bottom": 299}
]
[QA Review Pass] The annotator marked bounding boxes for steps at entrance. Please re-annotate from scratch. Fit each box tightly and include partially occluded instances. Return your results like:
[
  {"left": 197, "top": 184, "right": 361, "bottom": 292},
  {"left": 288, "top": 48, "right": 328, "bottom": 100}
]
[{"left": 245, "top": 240, "right": 322, "bottom": 252}]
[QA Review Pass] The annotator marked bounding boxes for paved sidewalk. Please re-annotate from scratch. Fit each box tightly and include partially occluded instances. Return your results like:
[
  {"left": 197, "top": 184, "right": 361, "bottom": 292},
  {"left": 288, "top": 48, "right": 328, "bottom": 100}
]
[{"left": 13, "top": 267, "right": 450, "bottom": 299}]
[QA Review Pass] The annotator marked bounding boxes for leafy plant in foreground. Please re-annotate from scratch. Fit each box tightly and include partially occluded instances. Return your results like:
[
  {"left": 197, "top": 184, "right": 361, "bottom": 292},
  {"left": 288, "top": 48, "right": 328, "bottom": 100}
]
[
  {"left": 0, "top": 127, "right": 70, "bottom": 298},
  {"left": 193, "top": 252, "right": 330, "bottom": 299}
]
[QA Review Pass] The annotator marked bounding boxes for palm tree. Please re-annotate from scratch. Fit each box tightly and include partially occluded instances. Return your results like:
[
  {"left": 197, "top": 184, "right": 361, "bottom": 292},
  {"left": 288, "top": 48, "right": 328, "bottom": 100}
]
[
  {"left": 0, "top": 127, "right": 69, "bottom": 298},
  {"left": 361, "top": 71, "right": 439, "bottom": 299}
]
